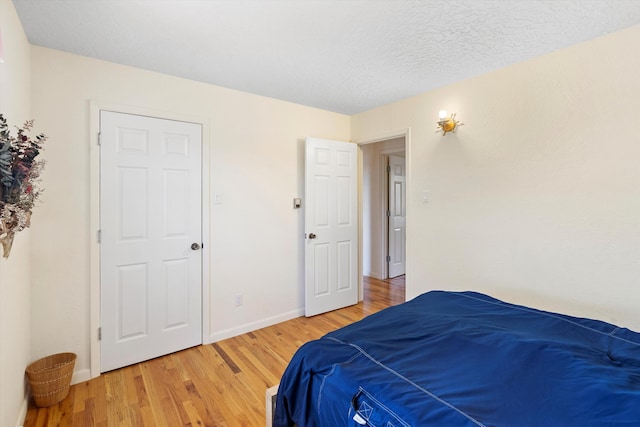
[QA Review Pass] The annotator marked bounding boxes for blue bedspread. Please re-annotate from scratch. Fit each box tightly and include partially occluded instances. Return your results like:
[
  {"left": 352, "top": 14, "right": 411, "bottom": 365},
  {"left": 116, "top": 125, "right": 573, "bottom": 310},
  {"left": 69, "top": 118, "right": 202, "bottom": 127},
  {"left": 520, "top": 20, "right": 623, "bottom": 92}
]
[{"left": 274, "top": 291, "right": 640, "bottom": 426}]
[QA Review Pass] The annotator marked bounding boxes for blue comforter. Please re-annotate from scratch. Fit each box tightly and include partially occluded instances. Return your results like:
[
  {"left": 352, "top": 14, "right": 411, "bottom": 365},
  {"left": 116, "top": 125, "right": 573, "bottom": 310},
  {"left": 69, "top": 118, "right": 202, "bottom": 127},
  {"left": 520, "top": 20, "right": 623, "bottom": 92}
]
[{"left": 274, "top": 291, "right": 640, "bottom": 426}]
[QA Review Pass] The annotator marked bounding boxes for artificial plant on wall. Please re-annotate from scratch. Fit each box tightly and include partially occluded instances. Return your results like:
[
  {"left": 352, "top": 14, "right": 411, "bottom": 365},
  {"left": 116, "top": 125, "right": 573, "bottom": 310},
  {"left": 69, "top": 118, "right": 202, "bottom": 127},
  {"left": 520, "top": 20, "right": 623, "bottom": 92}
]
[{"left": 0, "top": 114, "right": 47, "bottom": 258}]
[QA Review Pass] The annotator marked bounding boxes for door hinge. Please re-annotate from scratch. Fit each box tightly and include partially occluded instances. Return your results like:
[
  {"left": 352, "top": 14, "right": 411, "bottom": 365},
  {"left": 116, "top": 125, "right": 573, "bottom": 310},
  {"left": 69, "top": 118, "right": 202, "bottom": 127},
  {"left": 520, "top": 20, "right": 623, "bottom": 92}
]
[
  {"left": 98, "top": 132, "right": 102, "bottom": 145},
  {"left": 387, "top": 210, "right": 391, "bottom": 217},
  {"left": 387, "top": 165, "right": 391, "bottom": 173},
  {"left": 97, "top": 229, "right": 102, "bottom": 243},
  {"left": 98, "top": 327, "right": 102, "bottom": 341},
  {"left": 387, "top": 255, "right": 391, "bottom": 262}
]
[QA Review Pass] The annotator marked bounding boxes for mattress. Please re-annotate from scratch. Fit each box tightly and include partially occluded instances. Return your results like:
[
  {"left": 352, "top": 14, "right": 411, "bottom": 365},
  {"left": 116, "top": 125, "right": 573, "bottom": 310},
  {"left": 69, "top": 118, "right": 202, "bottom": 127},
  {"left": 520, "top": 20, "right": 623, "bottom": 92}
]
[{"left": 274, "top": 291, "right": 640, "bottom": 426}]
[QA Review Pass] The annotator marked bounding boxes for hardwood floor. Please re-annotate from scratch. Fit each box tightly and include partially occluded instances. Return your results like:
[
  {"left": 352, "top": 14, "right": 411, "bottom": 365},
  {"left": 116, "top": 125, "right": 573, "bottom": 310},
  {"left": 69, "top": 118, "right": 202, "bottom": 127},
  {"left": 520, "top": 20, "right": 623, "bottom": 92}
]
[{"left": 24, "top": 276, "right": 405, "bottom": 426}]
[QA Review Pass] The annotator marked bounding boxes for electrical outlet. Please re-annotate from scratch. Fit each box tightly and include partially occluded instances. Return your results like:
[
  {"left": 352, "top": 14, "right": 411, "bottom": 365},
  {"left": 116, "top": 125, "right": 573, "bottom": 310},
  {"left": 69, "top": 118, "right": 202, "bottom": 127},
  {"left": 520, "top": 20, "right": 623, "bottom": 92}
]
[{"left": 234, "top": 293, "right": 243, "bottom": 307}]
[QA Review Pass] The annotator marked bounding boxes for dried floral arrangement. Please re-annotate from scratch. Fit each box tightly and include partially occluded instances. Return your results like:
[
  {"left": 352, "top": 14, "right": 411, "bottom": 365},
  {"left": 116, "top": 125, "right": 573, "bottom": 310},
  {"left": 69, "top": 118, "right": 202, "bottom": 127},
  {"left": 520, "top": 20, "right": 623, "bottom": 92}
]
[{"left": 0, "top": 114, "right": 47, "bottom": 258}]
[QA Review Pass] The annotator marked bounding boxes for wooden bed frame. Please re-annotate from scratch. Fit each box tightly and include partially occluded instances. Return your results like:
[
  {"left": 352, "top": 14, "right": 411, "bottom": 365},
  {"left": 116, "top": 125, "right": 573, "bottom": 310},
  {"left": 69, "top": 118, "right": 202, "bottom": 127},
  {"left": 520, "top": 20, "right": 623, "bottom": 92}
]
[{"left": 265, "top": 384, "right": 279, "bottom": 427}]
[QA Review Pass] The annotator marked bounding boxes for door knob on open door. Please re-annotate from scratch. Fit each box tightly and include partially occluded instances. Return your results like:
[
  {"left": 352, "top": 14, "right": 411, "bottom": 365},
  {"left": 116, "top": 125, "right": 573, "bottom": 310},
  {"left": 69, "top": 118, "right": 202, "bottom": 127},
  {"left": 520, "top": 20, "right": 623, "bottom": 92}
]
[
  {"left": 191, "top": 243, "right": 201, "bottom": 250},
  {"left": 308, "top": 233, "right": 317, "bottom": 239}
]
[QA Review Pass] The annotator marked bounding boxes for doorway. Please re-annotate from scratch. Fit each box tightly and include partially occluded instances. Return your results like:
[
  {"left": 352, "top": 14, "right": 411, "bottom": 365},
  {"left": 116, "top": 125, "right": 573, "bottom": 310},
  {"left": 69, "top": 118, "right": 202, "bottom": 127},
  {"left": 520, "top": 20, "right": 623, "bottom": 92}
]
[
  {"left": 89, "top": 102, "right": 211, "bottom": 378},
  {"left": 360, "top": 136, "right": 406, "bottom": 297}
]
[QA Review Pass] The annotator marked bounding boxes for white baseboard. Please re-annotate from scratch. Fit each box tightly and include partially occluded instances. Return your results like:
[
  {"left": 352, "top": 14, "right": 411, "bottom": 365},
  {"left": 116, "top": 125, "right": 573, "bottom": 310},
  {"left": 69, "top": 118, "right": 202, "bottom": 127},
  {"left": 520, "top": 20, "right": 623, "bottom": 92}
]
[
  {"left": 71, "top": 368, "right": 91, "bottom": 385},
  {"left": 208, "top": 308, "right": 304, "bottom": 343}
]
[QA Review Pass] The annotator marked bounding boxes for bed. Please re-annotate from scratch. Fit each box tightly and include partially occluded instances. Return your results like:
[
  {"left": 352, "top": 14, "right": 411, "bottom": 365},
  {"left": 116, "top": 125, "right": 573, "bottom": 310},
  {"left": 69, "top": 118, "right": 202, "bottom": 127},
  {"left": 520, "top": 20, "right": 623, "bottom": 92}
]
[{"left": 273, "top": 290, "right": 640, "bottom": 426}]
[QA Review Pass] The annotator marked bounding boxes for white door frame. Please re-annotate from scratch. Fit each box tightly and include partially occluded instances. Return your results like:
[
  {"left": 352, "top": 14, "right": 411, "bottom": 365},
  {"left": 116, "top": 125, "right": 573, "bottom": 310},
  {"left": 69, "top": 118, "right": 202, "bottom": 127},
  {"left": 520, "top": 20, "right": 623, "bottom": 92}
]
[
  {"left": 88, "top": 101, "right": 211, "bottom": 379},
  {"left": 355, "top": 128, "right": 411, "bottom": 300}
]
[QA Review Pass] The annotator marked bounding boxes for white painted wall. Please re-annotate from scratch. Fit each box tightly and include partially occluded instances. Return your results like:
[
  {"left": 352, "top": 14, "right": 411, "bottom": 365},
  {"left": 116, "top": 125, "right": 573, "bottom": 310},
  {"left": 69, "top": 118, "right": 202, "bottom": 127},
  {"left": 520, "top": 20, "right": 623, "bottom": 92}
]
[
  {"left": 361, "top": 137, "right": 405, "bottom": 279},
  {"left": 353, "top": 24, "right": 640, "bottom": 331},
  {"left": 0, "top": 2, "right": 32, "bottom": 426},
  {"left": 29, "top": 46, "right": 350, "bottom": 381}
]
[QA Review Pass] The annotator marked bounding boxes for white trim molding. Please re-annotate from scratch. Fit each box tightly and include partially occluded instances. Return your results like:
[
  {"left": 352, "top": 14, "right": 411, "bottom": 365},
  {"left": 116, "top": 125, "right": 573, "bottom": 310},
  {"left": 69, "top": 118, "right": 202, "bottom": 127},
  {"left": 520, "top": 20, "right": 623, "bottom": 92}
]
[{"left": 209, "top": 308, "right": 304, "bottom": 343}]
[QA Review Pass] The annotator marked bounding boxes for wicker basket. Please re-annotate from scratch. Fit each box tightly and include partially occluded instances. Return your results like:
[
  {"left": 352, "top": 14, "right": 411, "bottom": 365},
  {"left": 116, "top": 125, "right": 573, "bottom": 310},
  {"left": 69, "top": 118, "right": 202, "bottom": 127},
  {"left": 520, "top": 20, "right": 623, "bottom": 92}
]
[{"left": 26, "top": 352, "right": 77, "bottom": 407}]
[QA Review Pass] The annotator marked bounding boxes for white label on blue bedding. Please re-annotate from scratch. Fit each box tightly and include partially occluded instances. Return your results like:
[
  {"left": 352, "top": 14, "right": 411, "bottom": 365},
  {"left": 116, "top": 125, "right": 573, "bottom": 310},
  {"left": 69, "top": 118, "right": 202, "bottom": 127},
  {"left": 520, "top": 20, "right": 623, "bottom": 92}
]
[{"left": 353, "top": 413, "right": 367, "bottom": 425}]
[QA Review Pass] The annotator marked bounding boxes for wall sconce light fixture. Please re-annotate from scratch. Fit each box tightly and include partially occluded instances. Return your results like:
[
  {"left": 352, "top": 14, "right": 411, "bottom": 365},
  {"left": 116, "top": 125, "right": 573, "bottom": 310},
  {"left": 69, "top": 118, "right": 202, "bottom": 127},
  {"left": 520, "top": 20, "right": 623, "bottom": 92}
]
[{"left": 436, "top": 110, "right": 462, "bottom": 135}]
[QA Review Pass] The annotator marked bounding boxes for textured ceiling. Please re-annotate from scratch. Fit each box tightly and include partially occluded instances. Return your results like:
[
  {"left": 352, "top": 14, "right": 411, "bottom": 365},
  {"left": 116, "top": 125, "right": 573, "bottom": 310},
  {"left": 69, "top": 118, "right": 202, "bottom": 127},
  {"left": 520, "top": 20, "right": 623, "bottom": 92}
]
[{"left": 11, "top": 0, "right": 640, "bottom": 115}]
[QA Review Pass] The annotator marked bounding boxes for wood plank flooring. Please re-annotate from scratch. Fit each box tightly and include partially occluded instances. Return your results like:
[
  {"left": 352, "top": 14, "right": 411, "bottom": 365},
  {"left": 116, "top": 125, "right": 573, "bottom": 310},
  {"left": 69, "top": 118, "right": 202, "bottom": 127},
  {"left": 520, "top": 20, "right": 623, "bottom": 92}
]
[{"left": 24, "top": 276, "right": 405, "bottom": 426}]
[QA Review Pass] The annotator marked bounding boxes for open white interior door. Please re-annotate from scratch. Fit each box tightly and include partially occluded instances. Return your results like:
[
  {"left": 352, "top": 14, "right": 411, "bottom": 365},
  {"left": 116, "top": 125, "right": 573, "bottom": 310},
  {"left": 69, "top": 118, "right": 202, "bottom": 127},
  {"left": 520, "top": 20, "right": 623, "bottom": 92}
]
[
  {"left": 305, "top": 137, "right": 358, "bottom": 317},
  {"left": 388, "top": 155, "right": 406, "bottom": 278}
]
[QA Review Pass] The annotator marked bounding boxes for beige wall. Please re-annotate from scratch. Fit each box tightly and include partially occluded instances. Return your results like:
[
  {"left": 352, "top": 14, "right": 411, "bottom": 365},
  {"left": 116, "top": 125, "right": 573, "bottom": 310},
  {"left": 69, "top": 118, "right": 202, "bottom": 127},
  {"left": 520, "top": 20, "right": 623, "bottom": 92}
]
[
  {"left": 29, "top": 46, "right": 350, "bottom": 381},
  {"left": 353, "top": 24, "right": 640, "bottom": 330},
  {"left": 0, "top": 2, "right": 32, "bottom": 426}
]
